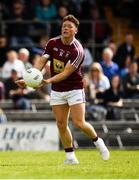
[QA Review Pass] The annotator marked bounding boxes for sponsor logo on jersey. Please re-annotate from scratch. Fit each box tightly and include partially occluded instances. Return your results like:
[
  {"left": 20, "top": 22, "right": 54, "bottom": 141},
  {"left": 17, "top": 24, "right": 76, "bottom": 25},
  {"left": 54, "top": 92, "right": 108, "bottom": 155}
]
[{"left": 53, "top": 59, "right": 64, "bottom": 73}]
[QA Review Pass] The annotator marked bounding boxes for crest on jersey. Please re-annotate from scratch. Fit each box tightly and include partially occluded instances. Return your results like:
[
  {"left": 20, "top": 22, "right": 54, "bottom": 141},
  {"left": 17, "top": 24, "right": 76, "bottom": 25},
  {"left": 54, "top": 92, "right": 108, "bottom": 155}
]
[
  {"left": 59, "top": 49, "right": 65, "bottom": 57},
  {"left": 53, "top": 58, "right": 64, "bottom": 73},
  {"left": 53, "top": 47, "right": 58, "bottom": 51},
  {"left": 65, "top": 51, "right": 70, "bottom": 58}
]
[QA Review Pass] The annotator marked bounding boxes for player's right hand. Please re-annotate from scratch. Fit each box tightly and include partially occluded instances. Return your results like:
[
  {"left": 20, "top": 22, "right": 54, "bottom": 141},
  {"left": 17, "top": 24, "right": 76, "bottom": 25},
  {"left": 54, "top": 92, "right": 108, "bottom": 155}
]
[{"left": 15, "top": 79, "right": 26, "bottom": 88}]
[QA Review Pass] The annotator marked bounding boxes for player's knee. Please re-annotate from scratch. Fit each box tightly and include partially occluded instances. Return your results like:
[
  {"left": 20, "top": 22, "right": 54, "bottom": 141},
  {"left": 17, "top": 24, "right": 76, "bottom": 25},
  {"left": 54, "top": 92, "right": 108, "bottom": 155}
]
[
  {"left": 57, "top": 121, "right": 67, "bottom": 131},
  {"left": 73, "top": 121, "right": 84, "bottom": 129}
]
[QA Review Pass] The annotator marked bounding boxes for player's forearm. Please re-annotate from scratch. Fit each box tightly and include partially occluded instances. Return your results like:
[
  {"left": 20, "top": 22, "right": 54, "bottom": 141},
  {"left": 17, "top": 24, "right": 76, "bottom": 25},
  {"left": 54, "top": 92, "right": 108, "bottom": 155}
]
[
  {"left": 44, "top": 71, "right": 68, "bottom": 84},
  {"left": 34, "top": 57, "right": 48, "bottom": 71},
  {"left": 43, "top": 63, "right": 75, "bottom": 84}
]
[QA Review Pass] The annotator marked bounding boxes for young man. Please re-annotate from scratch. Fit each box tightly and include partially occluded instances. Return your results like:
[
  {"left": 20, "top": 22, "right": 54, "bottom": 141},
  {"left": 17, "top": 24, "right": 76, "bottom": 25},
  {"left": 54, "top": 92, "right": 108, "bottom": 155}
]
[{"left": 16, "top": 15, "right": 110, "bottom": 165}]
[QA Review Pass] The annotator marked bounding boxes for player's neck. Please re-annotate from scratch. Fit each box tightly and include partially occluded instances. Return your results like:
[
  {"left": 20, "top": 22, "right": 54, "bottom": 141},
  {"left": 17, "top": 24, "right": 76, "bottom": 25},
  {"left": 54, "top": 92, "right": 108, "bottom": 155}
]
[{"left": 61, "top": 36, "right": 74, "bottom": 45}]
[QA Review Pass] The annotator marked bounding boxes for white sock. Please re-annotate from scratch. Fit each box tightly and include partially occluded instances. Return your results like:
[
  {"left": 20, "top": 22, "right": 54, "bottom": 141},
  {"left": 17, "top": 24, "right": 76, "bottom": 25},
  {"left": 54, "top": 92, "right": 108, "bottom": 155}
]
[
  {"left": 94, "top": 137, "right": 100, "bottom": 146},
  {"left": 66, "top": 151, "right": 76, "bottom": 160}
]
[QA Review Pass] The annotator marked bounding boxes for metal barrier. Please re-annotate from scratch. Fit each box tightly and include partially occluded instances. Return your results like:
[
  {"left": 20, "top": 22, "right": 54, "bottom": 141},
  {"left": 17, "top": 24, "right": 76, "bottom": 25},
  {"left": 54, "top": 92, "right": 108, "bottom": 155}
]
[{"left": 0, "top": 19, "right": 120, "bottom": 59}]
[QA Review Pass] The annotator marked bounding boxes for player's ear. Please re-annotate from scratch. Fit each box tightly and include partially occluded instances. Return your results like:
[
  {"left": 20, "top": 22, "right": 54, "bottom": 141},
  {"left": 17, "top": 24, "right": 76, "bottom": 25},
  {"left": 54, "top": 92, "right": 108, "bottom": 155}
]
[{"left": 75, "top": 29, "right": 78, "bottom": 34}]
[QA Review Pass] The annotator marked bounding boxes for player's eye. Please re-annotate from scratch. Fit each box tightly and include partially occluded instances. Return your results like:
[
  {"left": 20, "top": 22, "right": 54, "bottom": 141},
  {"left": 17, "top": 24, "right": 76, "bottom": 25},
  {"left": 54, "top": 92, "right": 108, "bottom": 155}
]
[{"left": 63, "top": 24, "right": 73, "bottom": 29}]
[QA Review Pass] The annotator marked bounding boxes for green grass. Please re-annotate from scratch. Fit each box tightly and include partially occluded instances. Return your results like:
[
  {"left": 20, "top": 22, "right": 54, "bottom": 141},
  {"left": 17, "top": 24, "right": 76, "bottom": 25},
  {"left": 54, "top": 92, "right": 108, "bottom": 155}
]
[{"left": 0, "top": 150, "right": 139, "bottom": 179}]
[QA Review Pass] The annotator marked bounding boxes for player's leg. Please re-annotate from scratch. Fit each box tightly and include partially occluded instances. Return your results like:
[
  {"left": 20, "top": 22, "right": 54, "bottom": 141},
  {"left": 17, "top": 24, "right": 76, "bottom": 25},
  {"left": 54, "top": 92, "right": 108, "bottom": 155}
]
[
  {"left": 52, "top": 104, "right": 72, "bottom": 148},
  {"left": 52, "top": 104, "right": 79, "bottom": 164},
  {"left": 70, "top": 103, "right": 97, "bottom": 139},
  {"left": 70, "top": 103, "right": 110, "bottom": 160}
]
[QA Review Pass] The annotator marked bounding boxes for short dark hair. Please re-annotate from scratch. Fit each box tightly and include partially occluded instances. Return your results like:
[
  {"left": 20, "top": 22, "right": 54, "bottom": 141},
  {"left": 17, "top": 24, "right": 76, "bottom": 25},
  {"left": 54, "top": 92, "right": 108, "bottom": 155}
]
[{"left": 63, "top": 14, "right": 80, "bottom": 28}]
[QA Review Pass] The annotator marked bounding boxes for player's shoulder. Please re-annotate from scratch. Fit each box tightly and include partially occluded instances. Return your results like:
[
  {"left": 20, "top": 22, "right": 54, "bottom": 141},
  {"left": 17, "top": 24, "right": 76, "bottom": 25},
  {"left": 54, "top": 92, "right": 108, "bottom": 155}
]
[
  {"left": 72, "top": 38, "right": 84, "bottom": 53},
  {"left": 73, "top": 38, "right": 84, "bottom": 50},
  {"left": 48, "top": 36, "right": 61, "bottom": 44}
]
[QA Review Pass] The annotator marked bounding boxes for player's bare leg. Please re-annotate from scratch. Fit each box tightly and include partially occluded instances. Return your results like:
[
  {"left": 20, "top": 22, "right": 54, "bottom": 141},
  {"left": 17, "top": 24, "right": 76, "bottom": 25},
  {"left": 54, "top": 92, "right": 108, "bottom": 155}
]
[
  {"left": 70, "top": 103, "right": 110, "bottom": 161},
  {"left": 52, "top": 104, "right": 79, "bottom": 164},
  {"left": 71, "top": 103, "right": 97, "bottom": 138}
]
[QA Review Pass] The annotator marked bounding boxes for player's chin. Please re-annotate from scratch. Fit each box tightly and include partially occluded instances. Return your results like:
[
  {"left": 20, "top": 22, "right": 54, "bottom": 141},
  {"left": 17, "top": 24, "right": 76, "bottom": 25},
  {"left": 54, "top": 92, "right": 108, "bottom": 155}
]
[{"left": 62, "top": 33, "right": 70, "bottom": 38}]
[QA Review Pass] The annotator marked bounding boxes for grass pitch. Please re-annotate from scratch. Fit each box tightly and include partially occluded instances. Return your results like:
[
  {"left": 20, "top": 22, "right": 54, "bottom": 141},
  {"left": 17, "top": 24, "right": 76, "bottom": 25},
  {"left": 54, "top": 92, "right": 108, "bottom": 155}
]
[{"left": 0, "top": 150, "right": 139, "bottom": 179}]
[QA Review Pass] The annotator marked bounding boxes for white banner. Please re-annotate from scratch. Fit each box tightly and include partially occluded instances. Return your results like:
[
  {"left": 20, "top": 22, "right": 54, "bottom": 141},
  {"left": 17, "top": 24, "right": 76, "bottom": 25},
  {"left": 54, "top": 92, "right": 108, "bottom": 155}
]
[{"left": 0, "top": 122, "right": 59, "bottom": 151}]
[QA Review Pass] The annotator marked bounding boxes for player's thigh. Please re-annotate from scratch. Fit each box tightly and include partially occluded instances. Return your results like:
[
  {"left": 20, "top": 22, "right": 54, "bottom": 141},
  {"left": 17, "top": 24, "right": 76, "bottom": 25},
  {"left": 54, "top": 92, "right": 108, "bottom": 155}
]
[
  {"left": 67, "top": 89, "right": 86, "bottom": 106},
  {"left": 70, "top": 103, "right": 86, "bottom": 124},
  {"left": 50, "top": 90, "right": 67, "bottom": 106},
  {"left": 52, "top": 104, "right": 70, "bottom": 127}
]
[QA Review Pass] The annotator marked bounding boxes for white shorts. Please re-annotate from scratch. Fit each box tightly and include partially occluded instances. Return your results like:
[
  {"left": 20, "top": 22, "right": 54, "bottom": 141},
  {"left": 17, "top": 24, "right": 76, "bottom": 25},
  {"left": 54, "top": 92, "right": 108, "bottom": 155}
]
[{"left": 50, "top": 89, "right": 86, "bottom": 106}]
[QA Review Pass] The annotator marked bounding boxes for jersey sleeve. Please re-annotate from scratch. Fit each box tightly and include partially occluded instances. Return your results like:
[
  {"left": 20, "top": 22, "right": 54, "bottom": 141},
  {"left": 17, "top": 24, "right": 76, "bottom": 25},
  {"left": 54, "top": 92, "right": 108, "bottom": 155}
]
[
  {"left": 42, "top": 39, "right": 54, "bottom": 59},
  {"left": 69, "top": 48, "right": 84, "bottom": 69}
]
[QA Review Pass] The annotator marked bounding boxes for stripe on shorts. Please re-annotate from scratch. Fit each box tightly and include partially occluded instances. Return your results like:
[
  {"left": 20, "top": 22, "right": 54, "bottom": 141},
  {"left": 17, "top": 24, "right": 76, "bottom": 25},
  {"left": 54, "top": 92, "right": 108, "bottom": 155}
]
[{"left": 81, "top": 89, "right": 86, "bottom": 102}]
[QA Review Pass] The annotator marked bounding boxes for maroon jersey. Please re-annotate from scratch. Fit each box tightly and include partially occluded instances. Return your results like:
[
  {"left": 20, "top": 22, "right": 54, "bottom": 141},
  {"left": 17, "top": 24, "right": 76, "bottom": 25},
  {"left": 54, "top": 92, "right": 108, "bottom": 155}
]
[{"left": 43, "top": 36, "right": 84, "bottom": 92}]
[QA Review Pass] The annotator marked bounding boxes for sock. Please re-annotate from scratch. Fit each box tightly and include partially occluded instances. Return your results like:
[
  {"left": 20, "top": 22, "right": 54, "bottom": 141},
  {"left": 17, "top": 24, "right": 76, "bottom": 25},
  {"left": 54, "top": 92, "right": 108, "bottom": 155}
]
[
  {"left": 65, "top": 147, "right": 76, "bottom": 159},
  {"left": 65, "top": 147, "right": 73, "bottom": 152},
  {"left": 92, "top": 136, "right": 98, "bottom": 142}
]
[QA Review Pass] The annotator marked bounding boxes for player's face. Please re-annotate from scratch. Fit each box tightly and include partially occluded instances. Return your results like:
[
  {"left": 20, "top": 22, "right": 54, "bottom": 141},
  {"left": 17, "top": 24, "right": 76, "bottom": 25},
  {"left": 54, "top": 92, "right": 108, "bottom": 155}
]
[{"left": 61, "top": 20, "right": 77, "bottom": 38}]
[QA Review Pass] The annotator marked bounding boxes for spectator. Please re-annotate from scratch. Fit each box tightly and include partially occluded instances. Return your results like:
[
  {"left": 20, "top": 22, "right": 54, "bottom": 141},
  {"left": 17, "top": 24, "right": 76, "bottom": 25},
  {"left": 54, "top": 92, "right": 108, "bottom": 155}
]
[
  {"left": 2, "top": 50, "right": 25, "bottom": 79},
  {"left": 32, "top": 85, "right": 50, "bottom": 102},
  {"left": 120, "top": 55, "right": 132, "bottom": 78},
  {"left": 90, "top": 5, "right": 112, "bottom": 44},
  {"left": 108, "top": 41, "right": 118, "bottom": 63},
  {"left": 18, "top": 48, "right": 32, "bottom": 69},
  {"left": 31, "top": 34, "right": 49, "bottom": 55},
  {"left": 6, "top": 0, "right": 34, "bottom": 47},
  {"left": 102, "top": 75, "right": 123, "bottom": 106},
  {"left": 86, "top": 62, "right": 110, "bottom": 100},
  {"left": 108, "top": 42, "right": 117, "bottom": 55},
  {"left": 0, "top": 2, "right": 9, "bottom": 42},
  {"left": 84, "top": 62, "right": 109, "bottom": 121},
  {"left": 0, "top": 108, "right": 7, "bottom": 123},
  {"left": 123, "top": 61, "right": 139, "bottom": 98},
  {"left": 4, "top": 69, "right": 31, "bottom": 109},
  {"left": 31, "top": 54, "right": 41, "bottom": 66},
  {"left": 80, "top": 4, "right": 112, "bottom": 44},
  {"left": 58, "top": 5, "right": 69, "bottom": 18},
  {"left": 101, "top": 75, "right": 123, "bottom": 120},
  {"left": 129, "top": 0, "right": 139, "bottom": 28},
  {"left": 58, "top": 0, "right": 81, "bottom": 17},
  {"left": 0, "top": 2, "right": 9, "bottom": 21},
  {"left": 82, "top": 73, "right": 90, "bottom": 101},
  {"left": 100, "top": 47, "right": 119, "bottom": 81},
  {"left": 35, "top": 0, "right": 57, "bottom": 21},
  {"left": 0, "top": 81, "right": 5, "bottom": 100},
  {"left": 0, "top": 35, "right": 9, "bottom": 67},
  {"left": 82, "top": 46, "right": 93, "bottom": 73},
  {"left": 79, "top": 3, "right": 96, "bottom": 44},
  {"left": 50, "top": 5, "right": 69, "bottom": 37},
  {"left": 116, "top": 33, "right": 135, "bottom": 69}
]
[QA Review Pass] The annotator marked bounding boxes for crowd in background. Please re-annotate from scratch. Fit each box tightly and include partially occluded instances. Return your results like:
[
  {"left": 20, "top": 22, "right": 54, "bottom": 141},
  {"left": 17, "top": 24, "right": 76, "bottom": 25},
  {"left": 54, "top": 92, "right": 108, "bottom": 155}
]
[
  {"left": 0, "top": 0, "right": 112, "bottom": 47},
  {"left": 0, "top": 0, "right": 139, "bottom": 120}
]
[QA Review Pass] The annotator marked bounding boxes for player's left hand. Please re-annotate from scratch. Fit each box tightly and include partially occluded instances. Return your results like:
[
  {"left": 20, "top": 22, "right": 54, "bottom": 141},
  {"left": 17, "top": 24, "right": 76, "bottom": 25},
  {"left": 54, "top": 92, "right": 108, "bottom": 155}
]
[
  {"left": 43, "top": 79, "right": 51, "bottom": 85},
  {"left": 35, "top": 79, "right": 51, "bottom": 89}
]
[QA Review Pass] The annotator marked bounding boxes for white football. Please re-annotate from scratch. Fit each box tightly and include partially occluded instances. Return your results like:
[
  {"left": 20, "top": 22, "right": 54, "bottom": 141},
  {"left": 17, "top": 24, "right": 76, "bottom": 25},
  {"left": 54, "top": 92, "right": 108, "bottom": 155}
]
[{"left": 23, "top": 68, "right": 43, "bottom": 88}]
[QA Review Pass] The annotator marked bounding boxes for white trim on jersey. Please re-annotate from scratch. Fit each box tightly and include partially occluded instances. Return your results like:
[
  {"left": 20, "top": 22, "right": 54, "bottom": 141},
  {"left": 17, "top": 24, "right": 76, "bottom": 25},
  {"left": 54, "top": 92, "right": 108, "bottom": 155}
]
[
  {"left": 74, "top": 40, "right": 84, "bottom": 67},
  {"left": 71, "top": 40, "right": 84, "bottom": 68},
  {"left": 51, "top": 35, "right": 61, "bottom": 41}
]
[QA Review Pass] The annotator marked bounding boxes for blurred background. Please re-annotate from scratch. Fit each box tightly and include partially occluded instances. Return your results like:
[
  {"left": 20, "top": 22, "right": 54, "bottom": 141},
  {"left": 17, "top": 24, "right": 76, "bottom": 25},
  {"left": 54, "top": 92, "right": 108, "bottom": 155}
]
[{"left": 0, "top": 0, "right": 139, "bottom": 151}]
